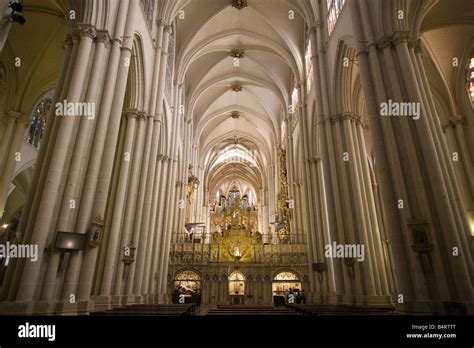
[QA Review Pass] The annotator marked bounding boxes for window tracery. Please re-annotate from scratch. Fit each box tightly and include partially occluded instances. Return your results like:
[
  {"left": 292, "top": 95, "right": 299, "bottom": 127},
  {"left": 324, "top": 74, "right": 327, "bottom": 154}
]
[
  {"left": 327, "top": 0, "right": 346, "bottom": 35},
  {"left": 139, "top": 0, "right": 155, "bottom": 29},
  {"left": 468, "top": 57, "right": 474, "bottom": 103},
  {"left": 27, "top": 97, "right": 52, "bottom": 149},
  {"left": 305, "top": 40, "right": 313, "bottom": 93}
]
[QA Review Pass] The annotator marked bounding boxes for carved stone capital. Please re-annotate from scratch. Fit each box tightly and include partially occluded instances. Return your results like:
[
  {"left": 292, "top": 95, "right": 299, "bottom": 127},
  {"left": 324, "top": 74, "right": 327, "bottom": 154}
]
[
  {"left": 376, "top": 37, "right": 392, "bottom": 50},
  {"left": 96, "top": 30, "right": 111, "bottom": 48},
  {"left": 157, "top": 18, "right": 168, "bottom": 27},
  {"left": 316, "top": 115, "right": 326, "bottom": 125},
  {"left": 392, "top": 32, "right": 412, "bottom": 46},
  {"left": 78, "top": 26, "right": 97, "bottom": 40},
  {"left": 123, "top": 109, "right": 138, "bottom": 120},
  {"left": 7, "top": 110, "right": 26, "bottom": 123},
  {"left": 412, "top": 39, "right": 422, "bottom": 53},
  {"left": 137, "top": 111, "right": 147, "bottom": 120},
  {"left": 330, "top": 112, "right": 358, "bottom": 123},
  {"left": 442, "top": 115, "right": 465, "bottom": 132}
]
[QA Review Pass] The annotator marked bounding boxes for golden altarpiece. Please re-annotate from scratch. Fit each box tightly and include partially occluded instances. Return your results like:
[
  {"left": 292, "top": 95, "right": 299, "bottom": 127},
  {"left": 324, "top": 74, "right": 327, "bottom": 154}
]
[{"left": 167, "top": 149, "right": 309, "bottom": 306}]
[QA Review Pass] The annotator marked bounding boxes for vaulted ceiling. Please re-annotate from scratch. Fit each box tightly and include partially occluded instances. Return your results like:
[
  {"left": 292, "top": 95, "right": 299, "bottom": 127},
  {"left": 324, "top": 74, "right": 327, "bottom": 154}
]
[{"left": 176, "top": 0, "right": 306, "bottom": 201}]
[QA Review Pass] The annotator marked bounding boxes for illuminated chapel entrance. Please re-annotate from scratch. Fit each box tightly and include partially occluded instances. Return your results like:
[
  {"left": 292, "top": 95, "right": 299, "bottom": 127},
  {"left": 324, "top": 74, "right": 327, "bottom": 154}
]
[
  {"left": 272, "top": 272, "right": 302, "bottom": 305},
  {"left": 172, "top": 270, "right": 202, "bottom": 304},
  {"left": 228, "top": 271, "right": 245, "bottom": 304}
]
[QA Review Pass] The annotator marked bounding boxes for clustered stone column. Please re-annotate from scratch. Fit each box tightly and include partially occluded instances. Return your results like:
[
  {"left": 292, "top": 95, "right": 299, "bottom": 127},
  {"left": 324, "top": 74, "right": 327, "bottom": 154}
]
[
  {"left": 0, "top": 0, "right": 143, "bottom": 314},
  {"left": 349, "top": 0, "right": 473, "bottom": 313},
  {"left": 0, "top": 111, "right": 30, "bottom": 219}
]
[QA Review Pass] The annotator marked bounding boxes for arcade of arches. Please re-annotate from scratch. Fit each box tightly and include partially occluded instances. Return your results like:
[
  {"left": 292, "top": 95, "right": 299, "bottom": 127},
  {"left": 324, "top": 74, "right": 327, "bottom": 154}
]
[{"left": 0, "top": 0, "right": 473, "bottom": 315}]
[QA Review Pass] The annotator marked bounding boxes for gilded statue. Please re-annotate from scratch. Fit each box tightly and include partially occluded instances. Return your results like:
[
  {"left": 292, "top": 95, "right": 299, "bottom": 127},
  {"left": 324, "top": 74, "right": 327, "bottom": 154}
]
[{"left": 187, "top": 166, "right": 199, "bottom": 203}]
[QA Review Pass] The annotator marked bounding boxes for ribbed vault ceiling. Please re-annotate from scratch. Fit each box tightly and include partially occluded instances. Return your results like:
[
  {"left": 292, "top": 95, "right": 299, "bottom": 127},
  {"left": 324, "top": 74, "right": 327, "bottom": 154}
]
[{"left": 177, "top": 0, "right": 305, "bottom": 201}]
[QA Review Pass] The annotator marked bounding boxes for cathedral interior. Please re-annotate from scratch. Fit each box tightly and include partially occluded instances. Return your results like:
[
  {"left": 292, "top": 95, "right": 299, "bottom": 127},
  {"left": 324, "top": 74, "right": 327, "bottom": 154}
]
[{"left": 0, "top": 0, "right": 473, "bottom": 318}]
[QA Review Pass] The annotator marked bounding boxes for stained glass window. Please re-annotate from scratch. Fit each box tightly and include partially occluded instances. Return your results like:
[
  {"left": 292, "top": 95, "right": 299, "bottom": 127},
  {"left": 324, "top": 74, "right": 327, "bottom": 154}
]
[
  {"left": 327, "top": 0, "right": 346, "bottom": 35},
  {"left": 305, "top": 39, "right": 313, "bottom": 94},
  {"left": 139, "top": 0, "right": 155, "bottom": 29},
  {"left": 291, "top": 86, "right": 299, "bottom": 115},
  {"left": 27, "top": 97, "right": 52, "bottom": 149},
  {"left": 469, "top": 57, "right": 474, "bottom": 103},
  {"left": 165, "top": 23, "right": 175, "bottom": 103}
]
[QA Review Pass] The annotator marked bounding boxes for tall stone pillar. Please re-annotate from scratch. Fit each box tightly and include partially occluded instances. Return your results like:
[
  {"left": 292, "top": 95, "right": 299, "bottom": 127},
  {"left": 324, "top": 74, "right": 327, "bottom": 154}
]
[
  {"left": 132, "top": 24, "right": 171, "bottom": 298},
  {"left": 0, "top": 111, "right": 30, "bottom": 220},
  {"left": 350, "top": 0, "right": 473, "bottom": 312},
  {"left": 157, "top": 84, "right": 184, "bottom": 298},
  {"left": 75, "top": 0, "right": 138, "bottom": 307},
  {"left": 0, "top": 33, "right": 76, "bottom": 304},
  {"left": 13, "top": 27, "right": 96, "bottom": 311},
  {"left": 100, "top": 110, "right": 137, "bottom": 297},
  {"left": 113, "top": 112, "right": 147, "bottom": 297},
  {"left": 124, "top": 21, "right": 166, "bottom": 300},
  {"left": 41, "top": 32, "right": 110, "bottom": 309}
]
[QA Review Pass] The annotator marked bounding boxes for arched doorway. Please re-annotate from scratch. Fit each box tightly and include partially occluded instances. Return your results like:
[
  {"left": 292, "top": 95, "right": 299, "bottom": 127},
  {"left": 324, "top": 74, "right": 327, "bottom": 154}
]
[
  {"left": 228, "top": 270, "right": 245, "bottom": 304},
  {"left": 272, "top": 271, "right": 303, "bottom": 306},
  {"left": 173, "top": 270, "right": 201, "bottom": 304}
]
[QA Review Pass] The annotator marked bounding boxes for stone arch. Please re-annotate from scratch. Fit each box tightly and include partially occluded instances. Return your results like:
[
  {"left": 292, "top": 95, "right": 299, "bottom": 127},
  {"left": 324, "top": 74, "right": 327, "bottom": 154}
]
[
  {"left": 272, "top": 268, "right": 302, "bottom": 280},
  {"left": 332, "top": 37, "right": 357, "bottom": 116},
  {"left": 1, "top": 166, "right": 34, "bottom": 226},
  {"left": 124, "top": 35, "right": 147, "bottom": 112}
]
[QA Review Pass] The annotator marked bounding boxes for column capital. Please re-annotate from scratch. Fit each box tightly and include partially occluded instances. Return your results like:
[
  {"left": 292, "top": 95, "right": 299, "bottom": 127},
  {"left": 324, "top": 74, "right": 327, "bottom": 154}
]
[
  {"left": 442, "top": 115, "right": 465, "bottom": 132},
  {"left": 71, "top": 30, "right": 82, "bottom": 42},
  {"left": 122, "top": 109, "right": 138, "bottom": 120},
  {"left": 7, "top": 110, "right": 29, "bottom": 124},
  {"left": 77, "top": 25, "right": 97, "bottom": 40},
  {"left": 391, "top": 31, "right": 412, "bottom": 46},
  {"left": 157, "top": 18, "right": 169, "bottom": 27},
  {"left": 412, "top": 39, "right": 422, "bottom": 53},
  {"left": 96, "top": 30, "right": 112, "bottom": 48},
  {"left": 317, "top": 115, "right": 326, "bottom": 125},
  {"left": 137, "top": 111, "right": 148, "bottom": 121},
  {"left": 330, "top": 112, "right": 359, "bottom": 124},
  {"left": 376, "top": 36, "right": 392, "bottom": 50},
  {"left": 7, "top": 110, "right": 22, "bottom": 120},
  {"left": 163, "top": 23, "right": 172, "bottom": 32}
]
